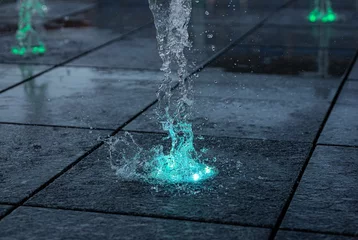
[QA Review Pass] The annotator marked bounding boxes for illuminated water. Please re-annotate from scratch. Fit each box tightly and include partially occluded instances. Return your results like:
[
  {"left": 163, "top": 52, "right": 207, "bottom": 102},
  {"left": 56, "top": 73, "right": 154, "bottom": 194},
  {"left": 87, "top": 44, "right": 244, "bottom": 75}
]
[
  {"left": 12, "top": 0, "right": 47, "bottom": 56},
  {"left": 307, "top": 0, "right": 336, "bottom": 23},
  {"left": 108, "top": 0, "right": 217, "bottom": 185}
]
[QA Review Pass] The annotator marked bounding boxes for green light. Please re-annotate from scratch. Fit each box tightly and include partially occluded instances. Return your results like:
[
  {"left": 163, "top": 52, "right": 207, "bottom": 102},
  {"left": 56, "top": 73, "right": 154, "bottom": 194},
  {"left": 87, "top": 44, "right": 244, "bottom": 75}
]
[
  {"left": 11, "top": 45, "right": 46, "bottom": 56},
  {"left": 145, "top": 122, "right": 217, "bottom": 184},
  {"left": 307, "top": 8, "right": 321, "bottom": 23},
  {"left": 307, "top": 3, "right": 337, "bottom": 23},
  {"left": 321, "top": 8, "right": 336, "bottom": 22}
]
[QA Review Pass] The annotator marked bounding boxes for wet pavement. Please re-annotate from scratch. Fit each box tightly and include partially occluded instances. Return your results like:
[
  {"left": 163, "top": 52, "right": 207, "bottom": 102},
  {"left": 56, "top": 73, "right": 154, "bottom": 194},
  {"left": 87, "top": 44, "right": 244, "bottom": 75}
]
[{"left": 0, "top": 0, "right": 357, "bottom": 239}]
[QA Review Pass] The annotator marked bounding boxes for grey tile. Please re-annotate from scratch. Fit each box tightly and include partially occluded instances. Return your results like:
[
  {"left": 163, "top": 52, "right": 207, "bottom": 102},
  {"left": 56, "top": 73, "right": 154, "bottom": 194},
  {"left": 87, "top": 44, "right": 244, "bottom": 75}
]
[
  {"left": 125, "top": 43, "right": 354, "bottom": 142},
  {"left": 282, "top": 146, "right": 358, "bottom": 236},
  {"left": 70, "top": 26, "right": 162, "bottom": 70},
  {"left": 319, "top": 81, "right": 358, "bottom": 146},
  {"left": 0, "top": 124, "right": 110, "bottom": 203},
  {"left": 276, "top": 230, "right": 357, "bottom": 240},
  {"left": 240, "top": 25, "right": 358, "bottom": 49},
  {"left": 28, "top": 132, "right": 311, "bottom": 227},
  {"left": 0, "top": 207, "right": 270, "bottom": 240},
  {"left": 348, "top": 61, "right": 358, "bottom": 81},
  {"left": 0, "top": 64, "right": 49, "bottom": 92},
  {"left": 211, "top": 45, "right": 354, "bottom": 78},
  {"left": 0, "top": 66, "right": 161, "bottom": 129},
  {"left": 0, "top": 205, "right": 11, "bottom": 217},
  {"left": 70, "top": 23, "right": 253, "bottom": 70},
  {"left": 125, "top": 69, "right": 338, "bottom": 142}
]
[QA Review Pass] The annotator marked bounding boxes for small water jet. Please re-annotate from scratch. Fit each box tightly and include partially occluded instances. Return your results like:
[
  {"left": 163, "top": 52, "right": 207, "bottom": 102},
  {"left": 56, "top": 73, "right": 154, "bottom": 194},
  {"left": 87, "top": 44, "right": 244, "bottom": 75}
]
[
  {"left": 11, "top": 0, "right": 47, "bottom": 56},
  {"left": 108, "top": 0, "right": 217, "bottom": 185}
]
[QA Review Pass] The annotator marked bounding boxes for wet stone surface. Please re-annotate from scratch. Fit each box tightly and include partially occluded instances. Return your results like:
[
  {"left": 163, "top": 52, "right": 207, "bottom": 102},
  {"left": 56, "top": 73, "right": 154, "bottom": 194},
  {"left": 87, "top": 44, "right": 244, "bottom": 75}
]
[
  {"left": 125, "top": 66, "right": 341, "bottom": 142},
  {"left": 0, "top": 3, "right": 152, "bottom": 66},
  {"left": 0, "top": 124, "right": 110, "bottom": 203},
  {"left": 69, "top": 22, "right": 254, "bottom": 70},
  {"left": 0, "top": 207, "right": 270, "bottom": 240},
  {"left": 276, "top": 230, "right": 358, "bottom": 240},
  {"left": 240, "top": 25, "right": 358, "bottom": 49},
  {"left": 0, "top": 0, "right": 357, "bottom": 239},
  {"left": 319, "top": 81, "right": 358, "bottom": 146},
  {"left": 0, "top": 64, "right": 49, "bottom": 92},
  {"left": 27, "top": 132, "right": 311, "bottom": 227},
  {"left": 0, "top": 205, "right": 11, "bottom": 217},
  {"left": 282, "top": 146, "right": 358, "bottom": 236},
  {"left": 348, "top": 60, "right": 358, "bottom": 81},
  {"left": 0, "top": 67, "right": 161, "bottom": 129}
]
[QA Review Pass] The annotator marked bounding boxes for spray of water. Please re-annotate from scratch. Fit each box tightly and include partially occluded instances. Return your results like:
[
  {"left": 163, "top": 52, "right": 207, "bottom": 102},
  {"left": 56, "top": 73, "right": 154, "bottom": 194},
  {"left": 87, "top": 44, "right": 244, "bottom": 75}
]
[
  {"left": 12, "top": 0, "right": 47, "bottom": 56},
  {"left": 108, "top": 0, "right": 217, "bottom": 185}
]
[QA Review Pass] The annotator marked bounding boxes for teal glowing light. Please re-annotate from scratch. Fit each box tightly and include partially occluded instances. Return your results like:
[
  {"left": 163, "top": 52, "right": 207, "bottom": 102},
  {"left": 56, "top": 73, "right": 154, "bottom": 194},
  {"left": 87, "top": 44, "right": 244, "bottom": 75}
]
[
  {"left": 308, "top": 8, "right": 321, "bottom": 22},
  {"left": 146, "top": 122, "right": 217, "bottom": 184},
  {"left": 11, "top": 45, "right": 46, "bottom": 56},
  {"left": 11, "top": 0, "right": 47, "bottom": 56},
  {"left": 321, "top": 8, "right": 336, "bottom": 22}
]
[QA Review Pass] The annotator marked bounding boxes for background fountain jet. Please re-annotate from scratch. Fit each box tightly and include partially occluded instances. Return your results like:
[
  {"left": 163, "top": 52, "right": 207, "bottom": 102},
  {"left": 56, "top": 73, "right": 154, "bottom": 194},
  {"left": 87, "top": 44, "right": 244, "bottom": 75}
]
[
  {"left": 12, "top": 0, "right": 47, "bottom": 56},
  {"left": 308, "top": 0, "right": 337, "bottom": 23}
]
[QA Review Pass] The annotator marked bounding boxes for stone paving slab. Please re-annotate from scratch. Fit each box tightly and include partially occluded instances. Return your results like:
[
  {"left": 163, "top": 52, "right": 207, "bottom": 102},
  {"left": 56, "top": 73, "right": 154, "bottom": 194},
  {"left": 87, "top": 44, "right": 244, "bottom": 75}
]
[
  {"left": 0, "top": 124, "right": 110, "bottom": 203},
  {"left": 319, "top": 81, "right": 358, "bottom": 146},
  {"left": 240, "top": 25, "right": 358, "bottom": 49},
  {"left": 0, "top": 207, "right": 270, "bottom": 240},
  {"left": 276, "top": 230, "right": 358, "bottom": 240},
  {"left": 0, "top": 205, "right": 11, "bottom": 218},
  {"left": 28, "top": 132, "right": 311, "bottom": 227},
  {"left": 69, "top": 23, "right": 253, "bottom": 70},
  {"left": 0, "top": 66, "right": 163, "bottom": 129},
  {"left": 348, "top": 60, "right": 358, "bottom": 81},
  {"left": 282, "top": 146, "right": 358, "bottom": 236},
  {"left": 125, "top": 65, "right": 340, "bottom": 142},
  {"left": 215, "top": 45, "right": 353, "bottom": 77},
  {"left": 0, "top": 64, "right": 49, "bottom": 92},
  {"left": 125, "top": 43, "right": 354, "bottom": 142}
]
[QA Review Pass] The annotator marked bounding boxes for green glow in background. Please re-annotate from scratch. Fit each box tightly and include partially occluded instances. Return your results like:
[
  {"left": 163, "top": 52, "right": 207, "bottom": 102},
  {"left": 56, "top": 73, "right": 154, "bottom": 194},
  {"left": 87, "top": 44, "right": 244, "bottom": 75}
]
[
  {"left": 308, "top": 0, "right": 337, "bottom": 23},
  {"left": 12, "top": 0, "right": 47, "bottom": 56}
]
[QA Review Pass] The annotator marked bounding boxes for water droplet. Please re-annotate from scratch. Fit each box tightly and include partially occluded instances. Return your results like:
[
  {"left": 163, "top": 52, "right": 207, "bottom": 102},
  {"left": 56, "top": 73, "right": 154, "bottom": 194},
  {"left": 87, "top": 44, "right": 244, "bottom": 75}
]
[{"left": 205, "top": 11, "right": 209, "bottom": 15}]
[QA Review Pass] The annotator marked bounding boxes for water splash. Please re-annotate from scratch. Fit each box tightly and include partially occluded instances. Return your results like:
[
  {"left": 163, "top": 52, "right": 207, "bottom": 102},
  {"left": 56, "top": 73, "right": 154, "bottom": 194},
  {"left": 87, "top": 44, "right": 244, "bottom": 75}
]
[
  {"left": 108, "top": 0, "right": 217, "bottom": 185},
  {"left": 11, "top": 0, "right": 47, "bottom": 56}
]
